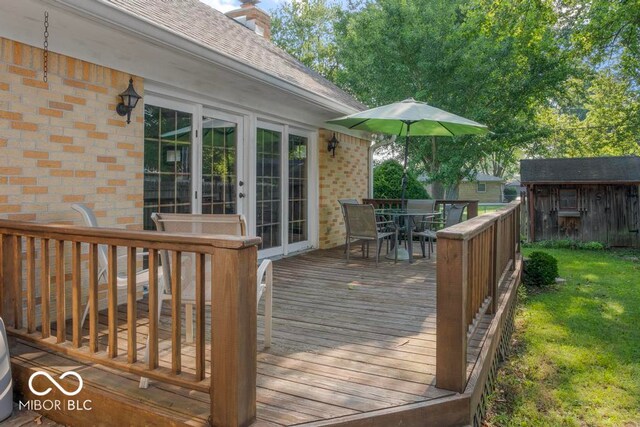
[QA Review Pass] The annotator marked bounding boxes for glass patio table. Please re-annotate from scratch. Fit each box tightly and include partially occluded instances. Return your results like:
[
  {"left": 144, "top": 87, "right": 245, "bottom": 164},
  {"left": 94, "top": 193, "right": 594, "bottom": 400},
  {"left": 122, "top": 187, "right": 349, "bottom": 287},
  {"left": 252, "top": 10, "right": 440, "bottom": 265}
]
[{"left": 375, "top": 208, "right": 442, "bottom": 263}]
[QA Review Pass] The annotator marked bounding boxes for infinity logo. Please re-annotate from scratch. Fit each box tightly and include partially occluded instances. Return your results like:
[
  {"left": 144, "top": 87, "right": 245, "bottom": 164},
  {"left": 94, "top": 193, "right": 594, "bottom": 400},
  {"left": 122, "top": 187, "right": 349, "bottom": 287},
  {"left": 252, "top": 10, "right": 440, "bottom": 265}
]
[{"left": 28, "top": 371, "right": 84, "bottom": 397}]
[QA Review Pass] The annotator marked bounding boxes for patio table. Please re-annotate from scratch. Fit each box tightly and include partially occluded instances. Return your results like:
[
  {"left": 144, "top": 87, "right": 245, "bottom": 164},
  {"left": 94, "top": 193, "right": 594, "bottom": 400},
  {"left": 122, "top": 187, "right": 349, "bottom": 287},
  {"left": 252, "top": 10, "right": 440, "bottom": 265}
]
[{"left": 375, "top": 209, "right": 442, "bottom": 263}]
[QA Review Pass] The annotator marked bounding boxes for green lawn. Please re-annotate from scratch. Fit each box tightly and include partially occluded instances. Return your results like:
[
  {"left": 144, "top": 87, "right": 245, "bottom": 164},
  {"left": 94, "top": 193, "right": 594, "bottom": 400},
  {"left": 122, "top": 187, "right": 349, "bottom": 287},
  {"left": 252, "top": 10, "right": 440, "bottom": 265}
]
[{"left": 486, "top": 247, "right": 640, "bottom": 426}]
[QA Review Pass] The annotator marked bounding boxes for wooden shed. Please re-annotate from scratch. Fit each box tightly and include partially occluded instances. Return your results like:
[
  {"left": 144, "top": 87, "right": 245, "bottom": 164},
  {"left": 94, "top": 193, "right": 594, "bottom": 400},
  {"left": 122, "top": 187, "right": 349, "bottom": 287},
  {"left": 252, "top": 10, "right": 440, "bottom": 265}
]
[{"left": 521, "top": 156, "right": 640, "bottom": 247}]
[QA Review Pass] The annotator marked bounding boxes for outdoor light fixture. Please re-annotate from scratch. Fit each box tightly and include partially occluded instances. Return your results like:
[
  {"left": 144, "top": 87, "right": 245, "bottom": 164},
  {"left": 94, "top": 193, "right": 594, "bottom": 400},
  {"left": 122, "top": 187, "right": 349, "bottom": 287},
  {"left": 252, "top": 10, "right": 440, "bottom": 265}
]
[
  {"left": 116, "top": 78, "right": 142, "bottom": 124},
  {"left": 327, "top": 133, "right": 340, "bottom": 157}
]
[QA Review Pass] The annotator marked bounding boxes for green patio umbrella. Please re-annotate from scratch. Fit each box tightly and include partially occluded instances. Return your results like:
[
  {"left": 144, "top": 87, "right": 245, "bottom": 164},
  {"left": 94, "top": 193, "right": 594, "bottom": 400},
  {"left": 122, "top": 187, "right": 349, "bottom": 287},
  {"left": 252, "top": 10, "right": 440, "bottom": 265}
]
[{"left": 327, "top": 98, "right": 489, "bottom": 203}]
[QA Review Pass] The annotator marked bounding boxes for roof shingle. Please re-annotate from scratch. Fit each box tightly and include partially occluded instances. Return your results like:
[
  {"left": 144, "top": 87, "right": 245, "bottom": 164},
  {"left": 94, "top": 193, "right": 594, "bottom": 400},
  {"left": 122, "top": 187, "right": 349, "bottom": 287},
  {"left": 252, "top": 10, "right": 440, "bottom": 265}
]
[
  {"left": 104, "top": 0, "right": 364, "bottom": 111},
  {"left": 520, "top": 156, "right": 640, "bottom": 183}
]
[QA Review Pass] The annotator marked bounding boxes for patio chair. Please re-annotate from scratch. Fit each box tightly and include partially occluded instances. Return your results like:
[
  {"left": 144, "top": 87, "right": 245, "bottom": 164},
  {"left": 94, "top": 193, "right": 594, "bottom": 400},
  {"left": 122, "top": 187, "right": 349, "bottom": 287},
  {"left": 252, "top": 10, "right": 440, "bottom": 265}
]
[
  {"left": 338, "top": 199, "right": 359, "bottom": 252},
  {"left": 404, "top": 199, "right": 437, "bottom": 246},
  {"left": 414, "top": 203, "right": 467, "bottom": 258},
  {"left": 71, "top": 204, "right": 161, "bottom": 330},
  {"left": 344, "top": 204, "right": 398, "bottom": 266}
]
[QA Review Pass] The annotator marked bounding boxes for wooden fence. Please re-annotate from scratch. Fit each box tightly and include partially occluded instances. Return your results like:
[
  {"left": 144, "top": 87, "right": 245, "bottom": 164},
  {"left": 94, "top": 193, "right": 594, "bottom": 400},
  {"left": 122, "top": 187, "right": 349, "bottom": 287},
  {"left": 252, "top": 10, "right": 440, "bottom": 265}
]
[
  {"left": 435, "top": 201, "right": 520, "bottom": 392},
  {"left": 0, "top": 219, "right": 260, "bottom": 426},
  {"left": 363, "top": 198, "right": 479, "bottom": 219}
]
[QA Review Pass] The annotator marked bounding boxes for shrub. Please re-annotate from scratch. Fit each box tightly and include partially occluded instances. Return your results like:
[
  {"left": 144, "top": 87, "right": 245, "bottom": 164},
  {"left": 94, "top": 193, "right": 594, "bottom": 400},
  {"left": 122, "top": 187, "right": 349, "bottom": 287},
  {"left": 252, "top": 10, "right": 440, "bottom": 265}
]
[
  {"left": 523, "top": 240, "right": 605, "bottom": 250},
  {"left": 523, "top": 251, "right": 558, "bottom": 287},
  {"left": 373, "top": 159, "right": 429, "bottom": 199}
]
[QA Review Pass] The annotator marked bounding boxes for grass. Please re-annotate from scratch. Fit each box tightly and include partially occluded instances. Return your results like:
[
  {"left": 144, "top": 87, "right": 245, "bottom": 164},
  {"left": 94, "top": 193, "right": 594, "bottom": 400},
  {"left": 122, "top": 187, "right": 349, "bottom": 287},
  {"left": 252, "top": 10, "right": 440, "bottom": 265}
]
[
  {"left": 486, "top": 247, "right": 640, "bottom": 426},
  {"left": 478, "top": 203, "right": 508, "bottom": 215}
]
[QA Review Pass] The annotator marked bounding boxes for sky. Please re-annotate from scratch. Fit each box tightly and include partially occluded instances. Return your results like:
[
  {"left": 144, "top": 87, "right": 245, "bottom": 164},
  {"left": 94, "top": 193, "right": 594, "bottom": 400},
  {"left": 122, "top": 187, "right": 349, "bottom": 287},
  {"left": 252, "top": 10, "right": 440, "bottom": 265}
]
[{"left": 200, "top": 0, "right": 284, "bottom": 13}]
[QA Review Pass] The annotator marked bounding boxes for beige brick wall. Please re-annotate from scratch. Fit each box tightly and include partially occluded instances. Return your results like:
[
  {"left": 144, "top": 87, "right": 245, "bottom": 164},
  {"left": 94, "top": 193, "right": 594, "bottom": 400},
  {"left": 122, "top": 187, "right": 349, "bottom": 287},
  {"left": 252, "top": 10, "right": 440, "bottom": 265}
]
[
  {"left": 318, "top": 129, "right": 370, "bottom": 249},
  {"left": 0, "top": 38, "right": 144, "bottom": 322},
  {"left": 459, "top": 181, "right": 503, "bottom": 203},
  {"left": 0, "top": 37, "right": 143, "bottom": 227}
]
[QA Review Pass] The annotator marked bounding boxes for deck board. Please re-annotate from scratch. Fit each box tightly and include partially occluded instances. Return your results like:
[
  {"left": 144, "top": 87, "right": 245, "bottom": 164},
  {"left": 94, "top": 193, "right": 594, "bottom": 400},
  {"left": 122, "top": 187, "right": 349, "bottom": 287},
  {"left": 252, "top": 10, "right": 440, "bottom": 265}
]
[{"left": 37, "top": 243, "right": 490, "bottom": 425}]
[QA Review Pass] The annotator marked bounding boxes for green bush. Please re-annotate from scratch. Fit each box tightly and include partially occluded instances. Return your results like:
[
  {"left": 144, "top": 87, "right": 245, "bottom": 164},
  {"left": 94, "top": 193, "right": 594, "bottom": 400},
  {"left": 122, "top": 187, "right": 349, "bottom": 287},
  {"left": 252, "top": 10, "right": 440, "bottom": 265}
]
[
  {"left": 373, "top": 159, "right": 429, "bottom": 199},
  {"left": 523, "top": 251, "right": 558, "bottom": 287}
]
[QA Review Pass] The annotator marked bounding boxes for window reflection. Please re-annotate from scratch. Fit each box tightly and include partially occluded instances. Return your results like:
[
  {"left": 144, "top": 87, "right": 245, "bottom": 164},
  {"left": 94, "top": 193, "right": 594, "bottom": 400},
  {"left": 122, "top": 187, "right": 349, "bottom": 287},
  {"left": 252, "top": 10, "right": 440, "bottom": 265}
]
[{"left": 143, "top": 105, "right": 192, "bottom": 230}]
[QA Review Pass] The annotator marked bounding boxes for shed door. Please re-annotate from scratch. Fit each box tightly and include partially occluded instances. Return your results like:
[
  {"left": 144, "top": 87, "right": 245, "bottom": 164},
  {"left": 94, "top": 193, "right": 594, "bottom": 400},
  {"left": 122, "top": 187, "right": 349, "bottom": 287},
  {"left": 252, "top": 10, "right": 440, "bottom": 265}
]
[{"left": 607, "top": 185, "right": 639, "bottom": 247}]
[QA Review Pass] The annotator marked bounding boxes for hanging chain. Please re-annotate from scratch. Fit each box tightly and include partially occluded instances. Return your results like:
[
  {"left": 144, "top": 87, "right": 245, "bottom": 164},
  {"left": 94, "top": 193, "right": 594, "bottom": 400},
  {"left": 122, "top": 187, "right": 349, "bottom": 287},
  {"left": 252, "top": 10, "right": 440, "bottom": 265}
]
[{"left": 43, "top": 12, "right": 49, "bottom": 83}]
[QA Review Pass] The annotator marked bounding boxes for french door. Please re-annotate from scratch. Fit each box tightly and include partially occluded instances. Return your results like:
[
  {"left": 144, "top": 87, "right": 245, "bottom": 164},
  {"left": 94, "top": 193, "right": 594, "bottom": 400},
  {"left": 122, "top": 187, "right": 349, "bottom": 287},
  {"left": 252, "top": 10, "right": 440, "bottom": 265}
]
[
  {"left": 143, "top": 97, "right": 244, "bottom": 228},
  {"left": 143, "top": 96, "right": 314, "bottom": 256},
  {"left": 255, "top": 122, "right": 312, "bottom": 257}
]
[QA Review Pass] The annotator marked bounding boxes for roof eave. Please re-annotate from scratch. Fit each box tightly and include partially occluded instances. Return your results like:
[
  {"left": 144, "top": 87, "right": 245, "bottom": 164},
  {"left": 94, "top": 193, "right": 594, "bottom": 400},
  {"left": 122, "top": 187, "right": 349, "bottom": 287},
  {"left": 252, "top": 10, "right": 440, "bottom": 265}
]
[{"left": 50, "top": 0, "right": 363, "bottom": 116}]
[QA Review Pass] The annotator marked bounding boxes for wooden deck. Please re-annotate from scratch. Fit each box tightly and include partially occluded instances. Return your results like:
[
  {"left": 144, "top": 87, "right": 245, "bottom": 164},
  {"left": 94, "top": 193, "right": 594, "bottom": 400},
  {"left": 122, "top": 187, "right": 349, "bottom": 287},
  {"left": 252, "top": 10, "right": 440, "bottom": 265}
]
[{"left": 10, "top": 242, "right": 493, "bottom": 426}]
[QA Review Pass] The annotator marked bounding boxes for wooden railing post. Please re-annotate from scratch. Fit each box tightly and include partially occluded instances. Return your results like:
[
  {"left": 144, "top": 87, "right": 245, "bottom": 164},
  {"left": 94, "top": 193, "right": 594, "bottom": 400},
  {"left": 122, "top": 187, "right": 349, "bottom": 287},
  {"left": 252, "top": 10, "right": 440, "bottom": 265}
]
[
  {"left": 436, "top": 235, "right": 468, "bottom": 393},
  {"left": 211, "top": 245, "right": 258, "bottom": 427},
  {"left": 467, "top": 201, "right": 478, "bottom": 219}
]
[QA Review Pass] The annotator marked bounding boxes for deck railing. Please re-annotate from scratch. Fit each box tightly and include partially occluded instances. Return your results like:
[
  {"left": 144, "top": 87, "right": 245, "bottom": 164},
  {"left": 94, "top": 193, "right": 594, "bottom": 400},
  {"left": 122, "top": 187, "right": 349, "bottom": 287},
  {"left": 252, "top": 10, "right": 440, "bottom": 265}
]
[
  {"left": 0, "top": 219, "right": 260, "bottom": 426},
  {"left": 362, "top": 198, "right": 479, "bottom": 219},
  {"left": 435, "top": 200, "right": 520, "bottom": 392}
]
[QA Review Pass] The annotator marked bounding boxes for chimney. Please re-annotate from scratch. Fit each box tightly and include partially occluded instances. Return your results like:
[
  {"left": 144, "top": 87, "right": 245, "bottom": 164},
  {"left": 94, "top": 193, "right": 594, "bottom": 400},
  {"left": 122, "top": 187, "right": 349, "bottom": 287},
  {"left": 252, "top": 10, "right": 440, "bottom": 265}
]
[{"left": 225, "top": 0, "right": 271, "bottom": 40}]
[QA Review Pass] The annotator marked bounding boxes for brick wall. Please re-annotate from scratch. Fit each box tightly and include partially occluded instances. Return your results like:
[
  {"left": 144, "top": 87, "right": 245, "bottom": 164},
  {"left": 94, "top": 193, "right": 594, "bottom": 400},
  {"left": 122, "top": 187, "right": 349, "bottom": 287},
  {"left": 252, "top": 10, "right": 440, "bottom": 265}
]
[
  {"left": 0, "top": 37, "right": 144, "bottom": 322},
  {"left": 318, "top": 129, "right": 370, "bottom": 249},
  {"left": 0, "top": 37, "right": 143, "bottom": 227}
]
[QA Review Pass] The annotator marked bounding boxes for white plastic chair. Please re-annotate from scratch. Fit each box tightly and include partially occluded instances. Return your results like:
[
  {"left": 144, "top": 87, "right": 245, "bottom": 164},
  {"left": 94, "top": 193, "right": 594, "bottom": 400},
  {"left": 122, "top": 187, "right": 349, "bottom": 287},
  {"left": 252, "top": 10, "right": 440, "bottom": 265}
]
[
  {"left": 71, "top": 204, "right": 161, "bottom": 330},
  {"left": 139, "top": 213, "right": 273, "bottom": 388}
]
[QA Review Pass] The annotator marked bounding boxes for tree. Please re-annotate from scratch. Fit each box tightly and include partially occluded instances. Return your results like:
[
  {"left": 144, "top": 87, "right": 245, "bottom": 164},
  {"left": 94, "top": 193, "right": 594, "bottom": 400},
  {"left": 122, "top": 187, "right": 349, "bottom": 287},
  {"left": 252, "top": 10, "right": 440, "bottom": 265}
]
[
  {"left": 333, "top": 0, "right": 572, "bottom": 193},
  {"left": 531, "top": 71, "right": 640, "bottom": 158},
  {"left": 373, "top": 160, "right": 429, "bottom": 199},
  {"left": 271, "top": 0, "right": 341, "bottom": 81},
  {"left": 559, "top": 0, "right": 640, "bottom": 87}
]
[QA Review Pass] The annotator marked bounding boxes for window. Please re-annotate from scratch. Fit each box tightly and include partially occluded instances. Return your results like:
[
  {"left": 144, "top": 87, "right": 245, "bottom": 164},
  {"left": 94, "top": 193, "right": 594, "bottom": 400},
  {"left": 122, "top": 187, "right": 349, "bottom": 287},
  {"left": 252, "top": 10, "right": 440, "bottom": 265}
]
[
  {"left": 559, "top": 189, "right": 578, "bottom": 210},
  {"left": 477, "top": 182, "right": 486, "bottom": 193},
  {"left": 143, "top": 105, "right": 193, "bottom": 230}
]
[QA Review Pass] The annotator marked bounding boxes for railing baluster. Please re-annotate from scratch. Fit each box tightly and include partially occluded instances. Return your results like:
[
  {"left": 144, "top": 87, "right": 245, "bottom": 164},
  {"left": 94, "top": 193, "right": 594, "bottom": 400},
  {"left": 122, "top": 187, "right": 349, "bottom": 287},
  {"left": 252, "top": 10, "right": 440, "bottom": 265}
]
[
  {"left": 13, "top": 235, "right": 23, "bottom": 330},
  {"left": 108, "top": 245, "right": 118, "bottom": 358},
  {"left": 195, "top": 253, "right": 205, "bottom": 381},
  {"left": 56, "top": 240, "right": 65, "bottom": 343},
  {"left": 148, "top": 249, "right": 159, "bottom": 370},
  {"left": 26, "top": 237, "right": 36, "bottom": 333},
  {"left": 0, "top": 219, "right": 262, "bottom": 400},
  {"left": 40, "top": 239, "right": 50, "bottom": 338},
  {"left": 72, "top": 241, "right": 82, "bottom": 347},
  {"left": 172, "top": 251, "right": 182, "bottom": 374},
  {"left": 127, "top": 246, "right": 137, "bottom": 364},
  {"left": 89, "top": 243, "right": 99, "bottom": 353}
]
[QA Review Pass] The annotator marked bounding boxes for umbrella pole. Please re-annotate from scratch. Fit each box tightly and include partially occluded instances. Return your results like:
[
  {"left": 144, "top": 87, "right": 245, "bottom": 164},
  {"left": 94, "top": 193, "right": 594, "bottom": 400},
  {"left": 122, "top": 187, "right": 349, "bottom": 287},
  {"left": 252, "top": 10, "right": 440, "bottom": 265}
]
[{"left": 400, "top": 122, "right": 411, "bottom": 208}]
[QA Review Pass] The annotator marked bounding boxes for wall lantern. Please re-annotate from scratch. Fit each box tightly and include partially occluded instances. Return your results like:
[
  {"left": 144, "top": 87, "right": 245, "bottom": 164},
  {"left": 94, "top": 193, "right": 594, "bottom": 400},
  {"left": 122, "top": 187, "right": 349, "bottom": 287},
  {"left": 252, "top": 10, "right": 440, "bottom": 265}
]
[
  {"left": 116, "top": 78, "right": 142, "bottom": 124},
  {"left": 327, "top": 133, "right": 340, "bottom": 157}
]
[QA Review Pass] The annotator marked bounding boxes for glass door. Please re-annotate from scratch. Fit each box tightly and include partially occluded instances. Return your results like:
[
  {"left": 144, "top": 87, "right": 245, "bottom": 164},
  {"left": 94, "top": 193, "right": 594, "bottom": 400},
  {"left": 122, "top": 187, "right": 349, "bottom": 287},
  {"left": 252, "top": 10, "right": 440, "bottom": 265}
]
[
  {"left": 200, "top": 112, "right": 241, "bottom": 215},
  {"left": 255, "top": 125, "right": 283, "bottom": 254},
  {"left": 254, "top": 123, "right": 313, "bottom": 257},
  {"left": 143, "top": 101, "right": 195, "bottom": 230},
  {"left": 287, "top": 132, "right": 309, "bottom": 252}
]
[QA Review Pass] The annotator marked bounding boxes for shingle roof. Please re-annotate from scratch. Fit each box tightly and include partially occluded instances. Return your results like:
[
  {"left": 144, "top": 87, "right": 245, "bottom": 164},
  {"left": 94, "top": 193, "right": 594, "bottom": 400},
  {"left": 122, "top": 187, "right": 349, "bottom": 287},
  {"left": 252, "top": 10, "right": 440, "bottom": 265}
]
[
  {"left": 520, "top": 156, "right": 640, "bottom": 183},
  {"left": 462, "top": 172, "right": 504, "bottom": 182},
  {"left": 104, "top": 0, "right": 365, "bottom": 111}
]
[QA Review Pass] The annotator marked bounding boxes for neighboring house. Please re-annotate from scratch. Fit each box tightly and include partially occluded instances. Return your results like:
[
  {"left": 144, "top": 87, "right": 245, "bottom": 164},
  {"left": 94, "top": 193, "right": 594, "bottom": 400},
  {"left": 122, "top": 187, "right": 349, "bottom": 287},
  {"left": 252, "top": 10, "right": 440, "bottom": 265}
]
[
  {"left": 0, "top": 0, "right": 370, "bottom": 259},
  {"left": 521, "top": 156, "right": 640, "bottom": 248},
  {"left": 458, "top": 172, "right": 505, "bottom": 203}
]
